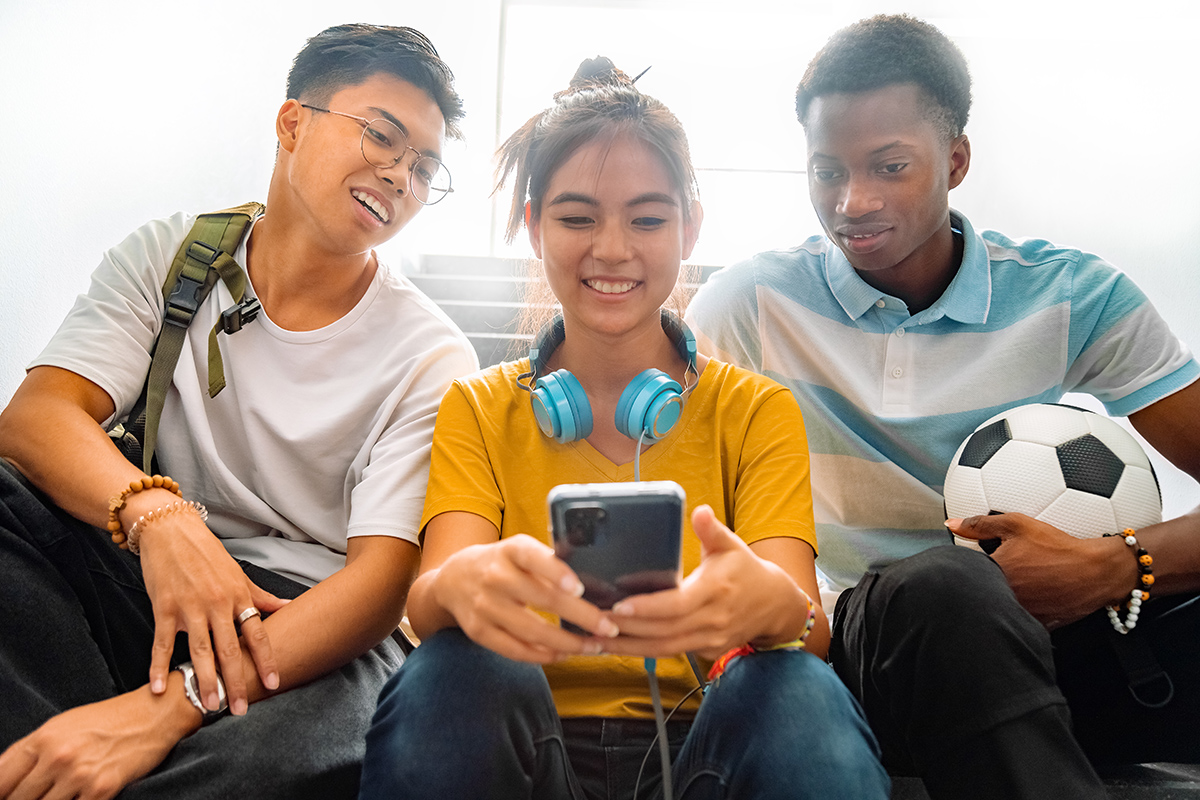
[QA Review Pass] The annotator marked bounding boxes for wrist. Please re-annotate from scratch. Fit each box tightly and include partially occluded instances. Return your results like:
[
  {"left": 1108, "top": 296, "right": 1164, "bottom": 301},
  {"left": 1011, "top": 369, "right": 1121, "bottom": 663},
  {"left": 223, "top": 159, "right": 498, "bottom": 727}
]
[
  {"left": 125, "top": 500, "right": 209, "bottom": 555},
  {"left": 116, "top": 483, "right": 185, "bottom": 540},
  {"left": 1104, "top": 529, "right": 1155, "bottom": 635},
  {"left": 750, "top": 586, "right": 817, "bottom": 649},
  {"left": 175, "top": 660, "right": 230, "bottom": 724},
  {"left": 139, "top": 668, "right": 205, "bottom": 740},
  {"left": 747, "top": 566, "right": 812, "bottom": 647},
  {"left": 1101, "top": 531, "right": 1144, "bottom": 605}
]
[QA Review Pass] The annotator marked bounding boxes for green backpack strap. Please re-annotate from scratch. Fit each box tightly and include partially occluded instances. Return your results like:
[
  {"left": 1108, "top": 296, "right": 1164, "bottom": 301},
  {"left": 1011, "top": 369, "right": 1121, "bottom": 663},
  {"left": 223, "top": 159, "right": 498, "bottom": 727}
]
[{"left": 131, "top": 202, "right": 264, "bottom": 473}]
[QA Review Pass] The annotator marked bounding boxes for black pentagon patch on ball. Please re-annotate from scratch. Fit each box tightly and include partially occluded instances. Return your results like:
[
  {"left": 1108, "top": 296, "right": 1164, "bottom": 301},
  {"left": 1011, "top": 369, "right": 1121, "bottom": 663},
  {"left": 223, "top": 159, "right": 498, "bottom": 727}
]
[
  {"left": 1056, "top": 434, "right": 1125, "bottom": 497},
  {"left": 958, "top": 419, "right": 1011, "bottom": 468}
]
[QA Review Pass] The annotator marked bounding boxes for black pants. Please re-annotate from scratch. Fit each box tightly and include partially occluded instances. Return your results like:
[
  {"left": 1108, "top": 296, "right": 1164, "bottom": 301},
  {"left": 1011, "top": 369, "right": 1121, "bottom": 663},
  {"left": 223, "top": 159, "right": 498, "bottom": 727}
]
[
  {"left": 830, "top": 545, "right": 1200, "bottom": 800},
  {"left": 0, "top": 460, "right": 403, "bottom": 799}
]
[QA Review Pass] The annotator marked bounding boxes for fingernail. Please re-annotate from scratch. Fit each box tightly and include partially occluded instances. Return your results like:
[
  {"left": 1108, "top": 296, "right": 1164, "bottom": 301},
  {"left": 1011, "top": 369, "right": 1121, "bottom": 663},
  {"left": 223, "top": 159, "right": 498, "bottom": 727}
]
[
  {"left": 232, "top": 699, "right": 248, "bottom": 716},
  {"left": 944, "top": 518, "right": 962, "bottom": 529},
  {"left": 561, "top": 576, "right": 584, "bottom": 597},
  {"left": 582, "top": 640, "right": 604, "bottom": 655},
  {"left": 206, "top": 692, "right": 220, "bottom": 711},
  {"left": 266, "top": 672, "right": 280, "bottom": 690},
  {"left": 151, "top": 678, "right": 165, "bottom": 694},
  {"left": 612, "top": 601, "right": 634, "bottom": 617},
  {"left": 598, "top": 618, "right": 620, "bottom": 638}
]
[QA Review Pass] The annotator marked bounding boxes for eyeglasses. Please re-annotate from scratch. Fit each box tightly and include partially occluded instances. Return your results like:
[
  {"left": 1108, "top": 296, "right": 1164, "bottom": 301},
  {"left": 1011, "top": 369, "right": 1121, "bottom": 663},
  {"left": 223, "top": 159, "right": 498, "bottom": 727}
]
[{"left": 300, "top": 104, "right": 453, "bottom": 206}]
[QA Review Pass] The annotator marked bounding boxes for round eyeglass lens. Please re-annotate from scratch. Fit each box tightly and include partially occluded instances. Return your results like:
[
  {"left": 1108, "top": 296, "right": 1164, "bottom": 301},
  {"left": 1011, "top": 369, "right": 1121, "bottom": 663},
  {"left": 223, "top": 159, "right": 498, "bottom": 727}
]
[
  {"left": 359, "top": 119, "right": 451, "bottom": 205},
  {"left": 411, "top": 156, "right": 452, "bottom": 205}
]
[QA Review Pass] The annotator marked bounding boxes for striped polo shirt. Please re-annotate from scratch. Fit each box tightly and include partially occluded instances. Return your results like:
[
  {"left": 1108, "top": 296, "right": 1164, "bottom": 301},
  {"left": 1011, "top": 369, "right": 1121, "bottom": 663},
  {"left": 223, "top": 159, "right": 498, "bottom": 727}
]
[{"left": 686, "top": 211, "right": 1199, "bottom": 599}]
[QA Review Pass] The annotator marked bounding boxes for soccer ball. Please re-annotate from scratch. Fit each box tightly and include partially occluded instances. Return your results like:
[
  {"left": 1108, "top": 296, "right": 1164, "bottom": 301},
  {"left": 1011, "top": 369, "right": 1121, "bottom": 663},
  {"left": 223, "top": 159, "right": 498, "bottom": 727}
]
[{"left": 943, "top": 403, "right": 1161, "bottom": 553}]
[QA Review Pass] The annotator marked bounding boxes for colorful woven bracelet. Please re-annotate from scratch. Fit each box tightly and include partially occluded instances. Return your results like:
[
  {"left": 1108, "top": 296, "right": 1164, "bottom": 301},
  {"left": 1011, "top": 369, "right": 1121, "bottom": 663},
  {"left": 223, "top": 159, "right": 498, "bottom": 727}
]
[
  {"left": 1104, "top": 528, "right": 1153, "bottom": 635},
  {"left": 758, "top": 595, "right": 817, "bottom": 652},
  {"left": 707, "top": 594, "right": 817, "bottom": 681},
  {"left": 107, "top": 475, "right": 181, "bottom": 549}
]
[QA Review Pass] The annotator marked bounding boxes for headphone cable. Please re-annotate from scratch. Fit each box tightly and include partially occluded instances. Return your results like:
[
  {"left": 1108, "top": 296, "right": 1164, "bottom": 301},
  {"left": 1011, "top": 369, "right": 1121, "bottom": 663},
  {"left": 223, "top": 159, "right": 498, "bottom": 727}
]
[
  {"left": 643, "top": 658, "right": 674, "bottom": 800},
  {"left": 633, "top": 676, "right": 704, "bottom": 800}
]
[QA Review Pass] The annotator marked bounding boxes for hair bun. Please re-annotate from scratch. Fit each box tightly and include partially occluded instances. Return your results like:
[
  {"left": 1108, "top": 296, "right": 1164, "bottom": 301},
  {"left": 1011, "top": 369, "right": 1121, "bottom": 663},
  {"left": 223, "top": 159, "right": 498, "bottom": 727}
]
[{"left": 569, "top": 56, "right": 632, "bottom": 89}]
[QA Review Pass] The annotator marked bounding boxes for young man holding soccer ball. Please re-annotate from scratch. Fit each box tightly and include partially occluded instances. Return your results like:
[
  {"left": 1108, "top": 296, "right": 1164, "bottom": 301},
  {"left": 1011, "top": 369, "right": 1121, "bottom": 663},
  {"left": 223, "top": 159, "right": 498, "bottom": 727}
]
[{"left": 687, "top": 13, "right": 1200, "bottom": 799}]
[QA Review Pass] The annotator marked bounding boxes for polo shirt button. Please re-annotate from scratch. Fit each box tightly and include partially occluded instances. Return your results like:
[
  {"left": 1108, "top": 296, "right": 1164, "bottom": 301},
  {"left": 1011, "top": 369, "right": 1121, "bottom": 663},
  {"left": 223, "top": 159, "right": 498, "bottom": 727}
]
[
  {"left": 895, "top": 328, "right": 906, "bottom": 337},
  {"left": 891, "top": 367, "right": 904, "bottom": 378},
  {"left": 875, "top": 299, "right": 886, "bottom": 308}
]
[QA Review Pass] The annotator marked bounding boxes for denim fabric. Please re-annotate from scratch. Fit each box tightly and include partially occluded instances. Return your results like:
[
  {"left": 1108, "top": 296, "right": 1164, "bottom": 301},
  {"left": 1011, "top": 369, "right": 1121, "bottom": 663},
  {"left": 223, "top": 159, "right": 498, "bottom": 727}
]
[
  {"left": 829, "top": 544, "right": 1200, "bottom": 799},
  {"left": 0, "top": 460, "right": 404, "bottom": 799},
  {"left": 359, "top": 628, "right": 889, "bottom": 800}
]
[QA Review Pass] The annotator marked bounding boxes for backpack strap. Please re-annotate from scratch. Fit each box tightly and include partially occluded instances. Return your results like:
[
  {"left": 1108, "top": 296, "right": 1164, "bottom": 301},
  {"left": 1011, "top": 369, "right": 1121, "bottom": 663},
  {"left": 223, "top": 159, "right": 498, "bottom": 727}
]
[{"left": 125, "top": 202, "right": 264, "bottom": 473}]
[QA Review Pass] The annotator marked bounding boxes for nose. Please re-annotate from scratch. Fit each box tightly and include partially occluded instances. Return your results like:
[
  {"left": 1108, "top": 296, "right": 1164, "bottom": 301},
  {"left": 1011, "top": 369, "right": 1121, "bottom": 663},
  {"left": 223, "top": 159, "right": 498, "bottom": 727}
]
[
  {"left": 376, "top": 148, "right": 420, "bottom": 197},
  {"left": 836, "top": 174, "right": 883, "bottom": 219},
  {"left": 590, "top": 221, "right": 633, "bottom": 264},
  {"left": 378, "top": 173, "right": 406, "bottom": 197}
]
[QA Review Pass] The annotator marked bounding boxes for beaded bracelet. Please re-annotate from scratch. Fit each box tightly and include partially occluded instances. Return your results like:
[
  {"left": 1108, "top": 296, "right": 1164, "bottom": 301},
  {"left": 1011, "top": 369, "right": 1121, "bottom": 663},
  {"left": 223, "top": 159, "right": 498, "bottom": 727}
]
[
  {"left": 1104, "top": 528, "right": 1154, "bottom": 635},
  {"left": 707, "top": 594, "right": 817, "bottom": 681},
  {"left": 126, "top": 500, "right": 209, "bottom": 556},
  {"left": 107, "top": 475, "right": 181, "bottom": 549}
]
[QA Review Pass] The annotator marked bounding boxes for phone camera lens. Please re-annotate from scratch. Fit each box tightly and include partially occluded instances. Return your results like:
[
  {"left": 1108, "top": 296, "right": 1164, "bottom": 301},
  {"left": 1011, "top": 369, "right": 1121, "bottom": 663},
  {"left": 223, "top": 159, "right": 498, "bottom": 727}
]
[{"left": 565, "top": 505, "right": 604, "bottom": 546}]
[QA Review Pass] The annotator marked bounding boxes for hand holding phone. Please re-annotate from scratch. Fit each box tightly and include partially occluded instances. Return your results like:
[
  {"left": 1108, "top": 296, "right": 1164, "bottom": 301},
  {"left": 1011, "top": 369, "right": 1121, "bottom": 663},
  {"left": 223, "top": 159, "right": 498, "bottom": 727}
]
[{"left": 548, "top": 481, "right": 684, "bottom": 632}]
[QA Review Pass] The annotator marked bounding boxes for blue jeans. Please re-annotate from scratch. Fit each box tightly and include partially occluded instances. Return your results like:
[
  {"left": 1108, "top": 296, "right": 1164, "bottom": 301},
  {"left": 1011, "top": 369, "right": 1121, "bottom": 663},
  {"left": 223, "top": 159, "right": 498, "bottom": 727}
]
[{"left": 359, "top": 628, "right": 889, "bottom": 800}]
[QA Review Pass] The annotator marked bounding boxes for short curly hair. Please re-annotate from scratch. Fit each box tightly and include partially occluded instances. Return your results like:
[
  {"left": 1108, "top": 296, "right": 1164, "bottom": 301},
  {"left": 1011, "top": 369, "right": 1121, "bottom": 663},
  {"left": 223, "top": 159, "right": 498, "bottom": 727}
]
[{"left": 795, "top": 14, "right": 971, "bottom": 140}]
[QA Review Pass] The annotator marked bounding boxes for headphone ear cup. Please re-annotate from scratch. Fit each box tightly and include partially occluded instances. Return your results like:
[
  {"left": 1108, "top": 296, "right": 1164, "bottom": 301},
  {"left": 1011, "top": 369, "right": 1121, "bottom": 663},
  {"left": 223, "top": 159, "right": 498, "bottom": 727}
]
[
  {"left": 615, "top": 369, "right": 684, "bottom": 442},
  {"left": 531, "top": 369, "right": 594, "bottom": 444}
]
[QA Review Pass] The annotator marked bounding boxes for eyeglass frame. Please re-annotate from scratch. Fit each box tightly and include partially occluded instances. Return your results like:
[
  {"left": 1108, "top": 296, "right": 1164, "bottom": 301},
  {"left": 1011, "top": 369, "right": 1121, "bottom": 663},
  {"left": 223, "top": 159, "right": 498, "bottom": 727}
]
[{"left": 299, "top": 103, "right": 453, "bottom": 206}]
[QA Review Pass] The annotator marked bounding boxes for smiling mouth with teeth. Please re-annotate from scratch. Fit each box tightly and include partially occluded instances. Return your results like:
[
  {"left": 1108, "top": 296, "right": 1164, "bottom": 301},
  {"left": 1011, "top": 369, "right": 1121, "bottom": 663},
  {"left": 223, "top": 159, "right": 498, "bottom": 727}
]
[
  {"left": 352, "top": 190, "right": 389, "bottom": 223},
  {"left": 585, "top": 279, "right": 638, "bottom": 294}
]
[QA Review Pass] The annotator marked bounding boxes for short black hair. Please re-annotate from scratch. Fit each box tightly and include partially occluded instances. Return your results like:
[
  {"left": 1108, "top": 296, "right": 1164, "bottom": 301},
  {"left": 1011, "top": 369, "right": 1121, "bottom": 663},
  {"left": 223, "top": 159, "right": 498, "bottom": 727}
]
[
  {"left": 795, "top": 14, "right": 971, "bottom": 140},
  {"left": 287, "top": 24, "right": 464, "bottom": 139}
]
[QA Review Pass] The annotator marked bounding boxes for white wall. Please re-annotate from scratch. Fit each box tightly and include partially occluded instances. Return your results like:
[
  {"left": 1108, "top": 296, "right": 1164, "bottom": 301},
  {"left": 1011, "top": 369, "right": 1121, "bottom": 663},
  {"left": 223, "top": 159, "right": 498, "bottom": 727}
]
[
  {"left": 0, "top": 0, "right": 503, "bottom": 398},
  {"left": 1, "top": 0, "right": 1197, "bottom": 512}
]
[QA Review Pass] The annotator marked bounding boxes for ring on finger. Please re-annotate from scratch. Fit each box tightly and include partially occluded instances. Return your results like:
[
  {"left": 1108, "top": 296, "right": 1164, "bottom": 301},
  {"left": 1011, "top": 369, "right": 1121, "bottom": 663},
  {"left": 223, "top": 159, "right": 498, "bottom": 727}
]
[{"left": 235, "top": 606, "right": 261, "bottom": 632}]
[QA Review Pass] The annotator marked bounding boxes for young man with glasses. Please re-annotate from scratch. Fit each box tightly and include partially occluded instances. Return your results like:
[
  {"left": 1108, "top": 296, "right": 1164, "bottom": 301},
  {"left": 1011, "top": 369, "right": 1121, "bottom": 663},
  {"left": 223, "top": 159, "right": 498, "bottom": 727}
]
[
  {"left": 0, "top": 23, "right": 476, "bottom": 800},
  {"left": 687, "top": 13, "right": 1200, "bottom": 799}
]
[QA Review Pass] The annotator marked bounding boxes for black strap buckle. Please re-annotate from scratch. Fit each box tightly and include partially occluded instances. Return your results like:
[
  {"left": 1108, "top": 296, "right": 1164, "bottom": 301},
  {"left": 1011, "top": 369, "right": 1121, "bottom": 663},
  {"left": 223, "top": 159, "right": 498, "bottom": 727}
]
[
  {"left": 164, "top": 273, "right": 207, "bottom": 327},
  {"left": 221, "top": 298, "right": 261, "bottom": 335}
]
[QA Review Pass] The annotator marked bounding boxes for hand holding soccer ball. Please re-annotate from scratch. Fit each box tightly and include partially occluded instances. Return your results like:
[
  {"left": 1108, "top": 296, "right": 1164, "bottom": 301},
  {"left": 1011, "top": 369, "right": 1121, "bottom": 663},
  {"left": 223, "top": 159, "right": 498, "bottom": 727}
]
[{"left": 943, "top": 403, "right": 1162, "bottom": 554}]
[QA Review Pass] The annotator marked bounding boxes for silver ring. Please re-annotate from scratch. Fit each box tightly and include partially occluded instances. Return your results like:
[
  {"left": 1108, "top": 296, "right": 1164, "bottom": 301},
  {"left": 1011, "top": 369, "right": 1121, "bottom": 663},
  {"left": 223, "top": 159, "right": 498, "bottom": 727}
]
[{"left": 236, "top": 606, "right": 261, "bottom": 627}]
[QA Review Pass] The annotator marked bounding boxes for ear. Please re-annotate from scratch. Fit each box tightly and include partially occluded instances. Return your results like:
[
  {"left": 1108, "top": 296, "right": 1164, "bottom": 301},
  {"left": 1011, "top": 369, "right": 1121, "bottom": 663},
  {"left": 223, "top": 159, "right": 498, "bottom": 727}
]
[
  {"left": 526, "top": 202, "right": 544, "bottom": 259},
  {"left": 276, "top": 99, "right": 304, "bottom": 154},
  {"left": 948, "top": 134, "right": 971, "bottom": 191},
  {"left": 681, "top": 201, "right": 704, "bottom": 261}
]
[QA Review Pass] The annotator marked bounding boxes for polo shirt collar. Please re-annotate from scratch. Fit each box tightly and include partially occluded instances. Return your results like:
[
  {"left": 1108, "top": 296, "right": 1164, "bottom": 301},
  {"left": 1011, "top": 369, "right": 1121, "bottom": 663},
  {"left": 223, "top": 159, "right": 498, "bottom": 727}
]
[
  {"left": 823, "top": 210, "right": 991, "bottom": 324},
  {"left": 937, "top": 211, "right": 991, "bottom": 324}
]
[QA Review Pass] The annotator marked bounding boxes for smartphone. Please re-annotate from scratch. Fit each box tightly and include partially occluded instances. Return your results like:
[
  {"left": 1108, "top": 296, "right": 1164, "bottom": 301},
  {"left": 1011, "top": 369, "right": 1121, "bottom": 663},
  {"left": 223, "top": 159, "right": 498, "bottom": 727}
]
[{"left": 548, "top": 481, "right": 684, "bottom": 632}]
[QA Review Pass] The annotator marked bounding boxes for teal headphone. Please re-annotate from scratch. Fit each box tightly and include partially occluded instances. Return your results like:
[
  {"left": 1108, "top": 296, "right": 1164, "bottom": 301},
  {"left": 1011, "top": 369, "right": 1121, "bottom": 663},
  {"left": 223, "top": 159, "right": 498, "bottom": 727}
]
[{"left": 520, "top": 310, "right": 698, "bottom": 445}]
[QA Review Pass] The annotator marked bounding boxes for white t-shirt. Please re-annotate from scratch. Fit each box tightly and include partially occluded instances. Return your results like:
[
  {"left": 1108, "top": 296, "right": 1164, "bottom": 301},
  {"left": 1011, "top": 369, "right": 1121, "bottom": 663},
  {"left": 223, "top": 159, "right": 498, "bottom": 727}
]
[{"left": 33, "top": 211, "right": 478, "bottom": 586}]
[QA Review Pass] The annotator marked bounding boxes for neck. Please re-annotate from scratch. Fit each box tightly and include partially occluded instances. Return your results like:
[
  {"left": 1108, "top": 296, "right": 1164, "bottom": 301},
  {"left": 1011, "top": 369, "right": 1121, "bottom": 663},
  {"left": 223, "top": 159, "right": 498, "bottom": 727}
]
[
  {"left": 856, "top": 218, "right": 962, "bottom": 315},
  {"left": 552, "top": 316, "right": 687, "bottom": 400},
  {"left": 245, "top": 192, "right": 378, "bottom": 332}
]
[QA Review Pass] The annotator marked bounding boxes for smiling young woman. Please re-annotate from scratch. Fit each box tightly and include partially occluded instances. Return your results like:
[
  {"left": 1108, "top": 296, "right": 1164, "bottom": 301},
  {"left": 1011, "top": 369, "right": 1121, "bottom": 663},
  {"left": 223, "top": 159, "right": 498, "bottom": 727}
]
[{"left": 357, "top": 56, "right": 889, "bottom": 800}]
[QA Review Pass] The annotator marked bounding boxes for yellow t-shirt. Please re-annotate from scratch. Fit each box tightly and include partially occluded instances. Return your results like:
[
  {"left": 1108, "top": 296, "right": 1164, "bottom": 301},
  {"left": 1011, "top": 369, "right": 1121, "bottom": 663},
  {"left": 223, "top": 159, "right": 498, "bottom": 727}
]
[{"left": 420, "top": 357, "right": 815, "bottom": 719}]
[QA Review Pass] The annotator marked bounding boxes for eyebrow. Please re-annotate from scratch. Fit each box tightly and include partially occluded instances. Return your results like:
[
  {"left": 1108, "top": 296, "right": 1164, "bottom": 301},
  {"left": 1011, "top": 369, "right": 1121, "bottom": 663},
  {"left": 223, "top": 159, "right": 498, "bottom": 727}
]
[
  {"left": 546, "top": 191, "right": 679, "bottom": 208},
  {"left": 367, "top": 106, "right": 443, "bottom": 159},
  {"left": 810, "top": 140, "right": 910, "bottom": 161}
]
